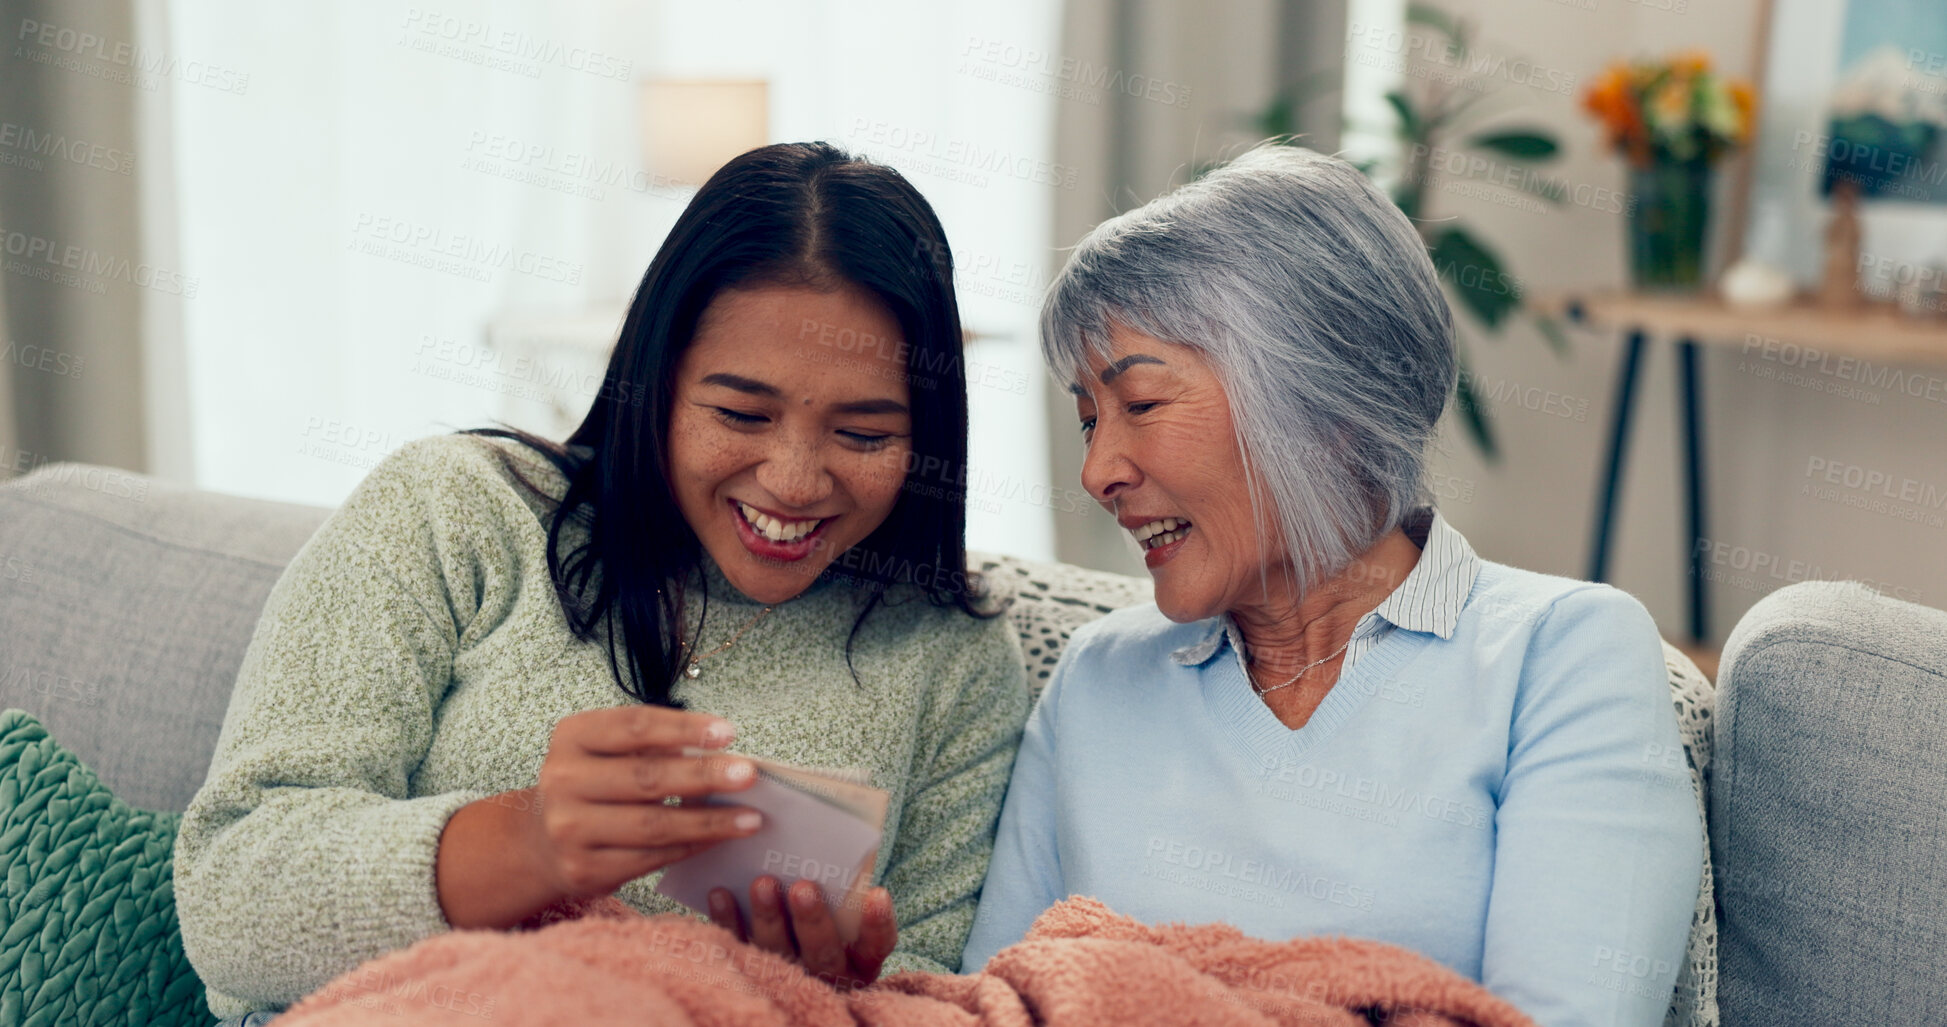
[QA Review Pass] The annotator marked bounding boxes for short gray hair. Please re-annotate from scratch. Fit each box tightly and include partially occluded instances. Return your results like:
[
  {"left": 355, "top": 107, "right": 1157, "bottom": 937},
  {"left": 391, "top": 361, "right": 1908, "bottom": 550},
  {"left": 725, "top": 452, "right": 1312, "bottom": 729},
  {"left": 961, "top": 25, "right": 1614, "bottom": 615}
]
[{"left": 1042, "top": 143, "right": 1456, "bottom": 596}]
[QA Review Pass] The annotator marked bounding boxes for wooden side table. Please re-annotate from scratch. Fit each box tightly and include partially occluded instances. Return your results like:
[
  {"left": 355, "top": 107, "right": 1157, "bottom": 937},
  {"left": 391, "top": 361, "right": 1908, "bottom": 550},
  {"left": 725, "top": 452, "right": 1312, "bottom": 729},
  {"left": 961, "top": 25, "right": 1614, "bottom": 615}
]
[{"left": 1542, "top": 291, "right": 1947, "bottom": 643}]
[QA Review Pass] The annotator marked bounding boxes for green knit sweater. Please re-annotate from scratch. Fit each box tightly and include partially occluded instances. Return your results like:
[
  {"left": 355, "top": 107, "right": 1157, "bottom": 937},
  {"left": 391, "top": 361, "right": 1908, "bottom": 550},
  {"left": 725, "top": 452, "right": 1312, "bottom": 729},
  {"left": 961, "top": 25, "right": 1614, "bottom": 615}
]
[{"left": 172, "top": 433, "right": 1030, "bottom": 1018}]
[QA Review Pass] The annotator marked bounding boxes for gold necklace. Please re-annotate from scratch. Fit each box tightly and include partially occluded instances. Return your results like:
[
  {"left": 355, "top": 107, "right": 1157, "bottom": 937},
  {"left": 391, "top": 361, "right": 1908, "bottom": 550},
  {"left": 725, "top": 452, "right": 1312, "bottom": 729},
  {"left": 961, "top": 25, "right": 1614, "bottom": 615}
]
[
  {"left": 679, "top": 604, "right": 774, "bottom": 679},
  {"left": 1250, "top": 636, "right": 1352, "bottom": 696}
]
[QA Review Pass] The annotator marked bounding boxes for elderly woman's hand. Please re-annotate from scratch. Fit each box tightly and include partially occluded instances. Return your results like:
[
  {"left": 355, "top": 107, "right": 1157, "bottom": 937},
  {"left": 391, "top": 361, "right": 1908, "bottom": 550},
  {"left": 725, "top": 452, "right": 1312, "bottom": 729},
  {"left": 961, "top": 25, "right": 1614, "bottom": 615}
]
[{"left": 708, "top": 877, "right": 899, "bottom": 988}]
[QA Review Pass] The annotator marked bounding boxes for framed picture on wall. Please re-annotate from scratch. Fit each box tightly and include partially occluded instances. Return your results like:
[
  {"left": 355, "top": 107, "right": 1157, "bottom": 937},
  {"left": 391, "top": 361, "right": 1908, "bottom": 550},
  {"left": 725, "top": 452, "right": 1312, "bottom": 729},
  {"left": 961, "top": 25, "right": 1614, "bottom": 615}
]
[{"left": 1742, "top": 0, "right": 1947, "bottom": 303}]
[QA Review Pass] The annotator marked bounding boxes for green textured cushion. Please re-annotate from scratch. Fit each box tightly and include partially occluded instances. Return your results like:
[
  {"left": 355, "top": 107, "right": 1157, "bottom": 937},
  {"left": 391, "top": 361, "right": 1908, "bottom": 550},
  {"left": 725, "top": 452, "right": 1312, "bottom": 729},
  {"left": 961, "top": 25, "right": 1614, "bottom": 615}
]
[{"left": 1, "top": 709, "right": 206, "bottom": 1027}]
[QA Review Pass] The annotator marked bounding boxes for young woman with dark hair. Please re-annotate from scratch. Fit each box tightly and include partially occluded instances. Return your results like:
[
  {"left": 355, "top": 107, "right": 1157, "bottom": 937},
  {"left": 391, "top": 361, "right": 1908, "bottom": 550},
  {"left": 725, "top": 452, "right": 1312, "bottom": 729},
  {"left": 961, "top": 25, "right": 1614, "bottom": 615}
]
[{"left": 175, "top": 143, "right": 1029, "bottom": 1024}]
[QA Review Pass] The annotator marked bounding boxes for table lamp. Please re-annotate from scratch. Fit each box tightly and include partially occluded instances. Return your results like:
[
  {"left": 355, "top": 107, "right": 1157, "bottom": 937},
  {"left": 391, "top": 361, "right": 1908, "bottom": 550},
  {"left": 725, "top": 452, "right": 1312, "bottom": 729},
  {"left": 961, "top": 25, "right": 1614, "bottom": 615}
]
[{"left": 638, "top": 78, "right": 769, "bottom": 188}]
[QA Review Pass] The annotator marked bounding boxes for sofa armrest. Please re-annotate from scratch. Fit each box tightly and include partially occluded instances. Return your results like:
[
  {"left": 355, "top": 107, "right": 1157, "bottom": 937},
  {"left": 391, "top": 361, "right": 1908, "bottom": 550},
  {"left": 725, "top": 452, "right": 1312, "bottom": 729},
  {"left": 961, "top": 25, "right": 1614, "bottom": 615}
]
[{"left": 1712, "top": 581, "right": 1947, "bottom": 1025}]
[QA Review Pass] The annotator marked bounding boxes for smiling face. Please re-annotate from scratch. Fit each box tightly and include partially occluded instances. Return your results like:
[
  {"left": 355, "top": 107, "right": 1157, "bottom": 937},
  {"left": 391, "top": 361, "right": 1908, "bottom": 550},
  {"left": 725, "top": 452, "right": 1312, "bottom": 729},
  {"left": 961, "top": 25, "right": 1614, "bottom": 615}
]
[
  {"left": 1073, "top": 324, "right": 1284, "bottom": 623},
  {"left": 667, "top": 284, "right": 914, "bottom": 604}
]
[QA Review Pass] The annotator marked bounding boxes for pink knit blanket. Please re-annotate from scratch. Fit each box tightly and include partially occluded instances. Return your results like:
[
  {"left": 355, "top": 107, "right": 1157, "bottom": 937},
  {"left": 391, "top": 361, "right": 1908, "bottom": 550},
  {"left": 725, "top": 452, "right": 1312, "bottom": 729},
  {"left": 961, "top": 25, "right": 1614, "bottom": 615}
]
[{"left": 273, "top": 896, "right": 1535, "bottom": 1026}]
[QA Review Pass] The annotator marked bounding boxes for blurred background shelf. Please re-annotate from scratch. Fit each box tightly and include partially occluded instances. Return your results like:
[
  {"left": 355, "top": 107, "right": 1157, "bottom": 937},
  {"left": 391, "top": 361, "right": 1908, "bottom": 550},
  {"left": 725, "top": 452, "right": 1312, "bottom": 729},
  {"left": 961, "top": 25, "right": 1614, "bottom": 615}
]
[{"left": 1540, "top": 291, "right": 1947, "bottom": 365}]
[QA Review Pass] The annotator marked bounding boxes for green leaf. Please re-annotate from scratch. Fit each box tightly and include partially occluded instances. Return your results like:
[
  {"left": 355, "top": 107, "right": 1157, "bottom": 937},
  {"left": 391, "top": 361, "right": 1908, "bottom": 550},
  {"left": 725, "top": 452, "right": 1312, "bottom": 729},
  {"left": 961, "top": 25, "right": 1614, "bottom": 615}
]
[
  {"left": 1427, "top": 225, "right": 1521, "bottom": 330},
  {"left": 1385, "top": 90, "right": 1421, "bottom": 143},
  {"left": 1406, "top": 2, "right": 1467, "bottom": 58},
  {"left": 1467, "top": 130, "right": 1559, "bottom": 161},
  {"left": 1453, "top": 351, "right": 1500, "bottom": 463},
  {"left": 1407, "top": 3, "right": 1460, "bottom": 39},
  {"left": 1255, "top": 95, "right": 1297, "bottom": 139},
  {"left": 1533, "top": 313, "right": 1571, "bottom": 356}
]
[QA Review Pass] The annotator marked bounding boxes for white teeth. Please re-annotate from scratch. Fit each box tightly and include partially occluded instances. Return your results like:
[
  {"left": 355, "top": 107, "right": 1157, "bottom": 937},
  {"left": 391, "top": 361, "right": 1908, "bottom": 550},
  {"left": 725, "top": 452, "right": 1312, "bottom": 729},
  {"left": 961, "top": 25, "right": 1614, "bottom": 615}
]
[
  {"left": 737, "top": 501, "right": 822, "bottom": 543},
  {"left": 1145, "top": 528, "right": 1189, "bottom": 549},
  {"left": 1131, "top": 517, "right": 1188, "bottom": 543}
]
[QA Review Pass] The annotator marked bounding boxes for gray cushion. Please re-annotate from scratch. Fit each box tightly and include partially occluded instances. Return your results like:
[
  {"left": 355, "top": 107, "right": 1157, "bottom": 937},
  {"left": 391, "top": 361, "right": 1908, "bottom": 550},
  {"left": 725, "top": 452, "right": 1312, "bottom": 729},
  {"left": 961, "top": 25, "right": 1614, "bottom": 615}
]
[
  {"left": 0, "top": 463, "right": 330, "bottom": 812},
  {"left": 1712, "top": 580, "right": 1947, "bottom": 1024}
]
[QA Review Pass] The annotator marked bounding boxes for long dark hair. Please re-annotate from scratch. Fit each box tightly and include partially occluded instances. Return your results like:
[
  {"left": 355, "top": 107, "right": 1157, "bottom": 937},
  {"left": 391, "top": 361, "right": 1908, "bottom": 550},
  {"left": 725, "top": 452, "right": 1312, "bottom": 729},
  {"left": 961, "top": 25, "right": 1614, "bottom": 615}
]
[{"left": 464, "top": 141, "right": 991, "bottom": 707}]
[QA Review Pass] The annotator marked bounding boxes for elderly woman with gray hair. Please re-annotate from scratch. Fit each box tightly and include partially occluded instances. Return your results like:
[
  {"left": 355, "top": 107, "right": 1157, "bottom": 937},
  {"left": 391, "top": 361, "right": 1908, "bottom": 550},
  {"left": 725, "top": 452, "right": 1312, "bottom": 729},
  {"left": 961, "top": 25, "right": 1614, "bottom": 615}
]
[{"left": 960, "top": 145, "right": 1702, "bottom": 1027}]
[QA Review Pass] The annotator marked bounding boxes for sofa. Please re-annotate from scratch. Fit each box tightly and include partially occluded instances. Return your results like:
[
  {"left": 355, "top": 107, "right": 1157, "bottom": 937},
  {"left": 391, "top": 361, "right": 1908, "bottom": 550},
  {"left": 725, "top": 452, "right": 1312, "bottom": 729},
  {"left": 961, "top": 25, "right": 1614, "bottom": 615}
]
[{"left": 3, "top": 458, "right": 1941, "bottom": 1025}]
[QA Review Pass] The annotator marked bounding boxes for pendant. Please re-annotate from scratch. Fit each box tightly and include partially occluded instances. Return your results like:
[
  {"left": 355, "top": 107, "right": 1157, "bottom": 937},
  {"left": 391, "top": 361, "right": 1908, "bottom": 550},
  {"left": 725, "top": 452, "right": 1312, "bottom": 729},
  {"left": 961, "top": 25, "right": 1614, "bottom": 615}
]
[{"left": 685, "top": 663, "right": 701, "bottom": 679}]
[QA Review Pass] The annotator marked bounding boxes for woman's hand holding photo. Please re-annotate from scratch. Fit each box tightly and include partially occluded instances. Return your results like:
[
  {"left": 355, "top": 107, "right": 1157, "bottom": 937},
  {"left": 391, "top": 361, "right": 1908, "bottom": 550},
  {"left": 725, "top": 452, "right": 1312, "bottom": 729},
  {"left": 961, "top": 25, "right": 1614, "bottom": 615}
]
[{"left": 437, "top": 706, "right": 764, "bottom": 929}]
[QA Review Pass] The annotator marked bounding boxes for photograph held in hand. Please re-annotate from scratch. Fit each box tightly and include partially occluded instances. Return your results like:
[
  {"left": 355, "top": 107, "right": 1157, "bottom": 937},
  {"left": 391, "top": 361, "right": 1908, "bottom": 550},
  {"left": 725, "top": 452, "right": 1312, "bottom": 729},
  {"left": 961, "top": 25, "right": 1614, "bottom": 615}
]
[{"left": 655, "top": 754, "right": 889, "bottom": 947}]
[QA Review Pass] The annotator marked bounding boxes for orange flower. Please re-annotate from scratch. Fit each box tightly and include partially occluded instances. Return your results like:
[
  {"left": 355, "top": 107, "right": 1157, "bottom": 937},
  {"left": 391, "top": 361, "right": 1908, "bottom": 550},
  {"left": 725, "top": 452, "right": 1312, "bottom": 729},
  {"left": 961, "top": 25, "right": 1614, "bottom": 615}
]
[
  {"left": 1581, "top": 50, "right": 1752, "bottom": 166},
  {"left": 1671, "top": 50, "right": 1712, "bottom": 78},
  {"left": 1729, "top": 80, "right": 1757, "bottom": 141},
  {"left": 1581, "top": 63, "right": 1649, "bottom": 162},
  {"left": 1650, "top": 79, "right": 1692, "bottom": 126}
]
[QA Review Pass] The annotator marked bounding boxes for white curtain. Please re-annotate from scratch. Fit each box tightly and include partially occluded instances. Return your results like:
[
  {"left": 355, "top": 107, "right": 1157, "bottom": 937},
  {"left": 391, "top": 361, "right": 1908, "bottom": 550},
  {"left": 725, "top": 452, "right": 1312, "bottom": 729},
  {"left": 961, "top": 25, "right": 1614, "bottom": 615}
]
[
  {"left": 0, "top": 0, "right": 152, "bottom": 476},
  {"left": 163, "top": 0, "right": 1059, "bottom": 558}
]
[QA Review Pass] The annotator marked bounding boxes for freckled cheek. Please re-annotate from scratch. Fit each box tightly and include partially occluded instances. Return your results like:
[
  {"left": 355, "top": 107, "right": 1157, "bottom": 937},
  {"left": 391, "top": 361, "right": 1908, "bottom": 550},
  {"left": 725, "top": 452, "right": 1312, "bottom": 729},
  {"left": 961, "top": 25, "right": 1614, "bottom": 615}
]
[
  {"left": 851, "top": 445, "right": 914, "bottom": 514},
  {"left": 667, "top": 416, "right": 755, "bottom": 498}
]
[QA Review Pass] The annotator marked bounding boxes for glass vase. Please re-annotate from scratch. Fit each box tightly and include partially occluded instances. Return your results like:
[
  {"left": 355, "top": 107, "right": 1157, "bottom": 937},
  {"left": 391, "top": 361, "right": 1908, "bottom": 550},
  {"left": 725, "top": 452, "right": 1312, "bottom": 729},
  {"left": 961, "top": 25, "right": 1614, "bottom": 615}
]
[{"left": 1627, "top": 159, "right": 1713, "bottom": 291}]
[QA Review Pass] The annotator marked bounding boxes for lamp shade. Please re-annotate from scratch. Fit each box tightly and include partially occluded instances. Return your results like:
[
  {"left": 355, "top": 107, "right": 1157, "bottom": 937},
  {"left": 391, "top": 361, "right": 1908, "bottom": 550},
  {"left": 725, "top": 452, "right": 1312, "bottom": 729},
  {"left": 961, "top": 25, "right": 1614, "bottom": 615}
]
[{"left": 638, "top": 79, "right": 769, "bottom": 186}]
